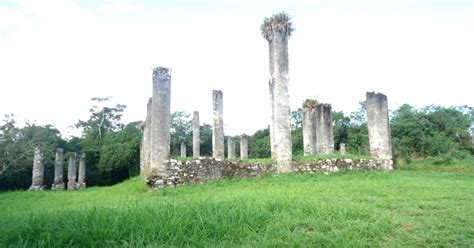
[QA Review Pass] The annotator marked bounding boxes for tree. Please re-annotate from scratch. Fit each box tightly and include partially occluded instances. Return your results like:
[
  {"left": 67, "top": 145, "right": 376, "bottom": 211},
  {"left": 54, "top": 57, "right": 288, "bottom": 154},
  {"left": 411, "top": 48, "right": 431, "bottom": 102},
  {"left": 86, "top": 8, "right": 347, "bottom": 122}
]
[
  {"left": 76, "top": 97, "right": 126, "bottom": 140},
  {"left": 333, "top": 111, "right": 350, "bottom": 151},
  {"left": 0, "top": 115, "right": 65, "bottom": 190},
  {"left": 347, "top": 107, "right": 369, "bottom": 155},
  {"left": 199, "top": 124, "right": 213, "bottom": 157},
  {"left": 170, "top": 111, "right": 192, "bottom": 156},
  {"left": 249, "top": 127, "right": 271, "bottom": 158},
  {"left": 391, "top": 104, "right": 472, "bottom": 159},
  {"left": 75, "top": 97, "right": 127, "bottom": 186},
  {"left": 98, "top": 122, "right": 142, "bottom": 185}
]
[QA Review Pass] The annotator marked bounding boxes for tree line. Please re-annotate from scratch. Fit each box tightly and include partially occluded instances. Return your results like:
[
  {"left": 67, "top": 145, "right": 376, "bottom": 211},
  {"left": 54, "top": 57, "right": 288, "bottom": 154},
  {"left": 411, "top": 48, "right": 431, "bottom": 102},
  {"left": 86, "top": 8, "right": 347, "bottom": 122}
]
[{"left": 1, "top": 98, "right": 472, "bottom": 191}]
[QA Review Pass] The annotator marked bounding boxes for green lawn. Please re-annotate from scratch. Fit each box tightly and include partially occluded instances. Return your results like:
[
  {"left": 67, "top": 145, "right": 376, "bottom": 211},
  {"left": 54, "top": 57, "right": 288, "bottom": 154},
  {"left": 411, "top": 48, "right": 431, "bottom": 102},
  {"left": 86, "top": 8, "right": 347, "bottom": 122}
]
[{"left": 0, "top": 169, "right": 473, "bottom": 247}]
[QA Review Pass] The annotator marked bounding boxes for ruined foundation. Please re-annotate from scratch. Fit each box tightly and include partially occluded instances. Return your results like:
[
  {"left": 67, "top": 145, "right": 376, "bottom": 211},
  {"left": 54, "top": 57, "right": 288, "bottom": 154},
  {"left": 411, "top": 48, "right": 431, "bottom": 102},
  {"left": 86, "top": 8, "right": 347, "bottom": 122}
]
[
  {"left": 366, "top": 92, "right": 393, "bottom": 171},
  {"left": 193, "top": 111, "right": 200, "bottom": 158},
  {"left": 29, "top": 147, "right": 44, "bottom": 191},
  {"left": 315, "top": 103, "right": 334, "bottom": 154},
  {"left": 212, "top": 90, "right": 224, "bottom": 160},
  {"left": 153, "top": 157, "right": 389, "bottom": 189},
  {"left": 51, "top": 148, "right": 65, "bottom": 190}
]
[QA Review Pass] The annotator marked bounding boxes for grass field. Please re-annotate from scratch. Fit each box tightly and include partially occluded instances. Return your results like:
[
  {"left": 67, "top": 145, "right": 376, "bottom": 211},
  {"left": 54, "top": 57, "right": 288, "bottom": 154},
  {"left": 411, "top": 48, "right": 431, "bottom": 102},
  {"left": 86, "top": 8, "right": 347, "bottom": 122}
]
[{"left": 0, "top": 162, "right": 473, "bottom": 247}]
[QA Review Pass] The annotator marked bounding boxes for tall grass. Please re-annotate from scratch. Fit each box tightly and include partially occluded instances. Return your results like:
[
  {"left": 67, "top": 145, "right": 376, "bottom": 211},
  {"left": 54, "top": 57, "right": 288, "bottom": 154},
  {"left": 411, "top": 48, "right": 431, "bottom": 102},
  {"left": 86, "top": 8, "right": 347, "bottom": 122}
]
[{"left": 0, "top": 170, "right": 472, "bottom": 247}]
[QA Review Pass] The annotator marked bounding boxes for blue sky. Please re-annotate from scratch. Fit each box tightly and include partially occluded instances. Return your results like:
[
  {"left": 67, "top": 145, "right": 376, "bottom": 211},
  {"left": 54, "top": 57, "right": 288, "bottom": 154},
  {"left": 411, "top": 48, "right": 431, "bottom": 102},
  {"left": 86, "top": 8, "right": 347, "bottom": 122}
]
[{"left": 0, "top": 0, "right": 472, "bottom": 138}]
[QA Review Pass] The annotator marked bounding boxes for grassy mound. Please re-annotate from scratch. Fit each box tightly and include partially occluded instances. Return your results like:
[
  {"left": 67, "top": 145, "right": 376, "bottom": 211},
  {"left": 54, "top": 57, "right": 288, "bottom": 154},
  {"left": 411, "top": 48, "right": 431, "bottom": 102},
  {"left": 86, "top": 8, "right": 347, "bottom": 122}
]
[{"left": 0, "top": 170, "right": 473, "bottom": 247}]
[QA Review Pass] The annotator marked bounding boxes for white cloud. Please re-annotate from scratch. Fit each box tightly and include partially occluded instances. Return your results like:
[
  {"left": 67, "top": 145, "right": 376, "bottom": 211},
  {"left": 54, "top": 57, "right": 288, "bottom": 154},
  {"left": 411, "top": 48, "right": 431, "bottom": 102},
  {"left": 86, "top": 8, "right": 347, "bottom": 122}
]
[{"left": 0, "top": 0, "right": 472, "bottom": 139}]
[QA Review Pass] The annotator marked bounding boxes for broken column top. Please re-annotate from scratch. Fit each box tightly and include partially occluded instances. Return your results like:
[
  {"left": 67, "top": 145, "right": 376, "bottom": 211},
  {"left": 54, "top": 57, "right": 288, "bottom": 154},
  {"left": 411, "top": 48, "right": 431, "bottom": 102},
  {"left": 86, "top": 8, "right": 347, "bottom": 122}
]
[
  {"left": 302, "top": 99, "right": 317, "bottom": 109},
  {"left": 366, "top": 92, "right": 387, "bottom": 101},
  {"left": 316, "top": 103, "right": 331, "bottom": 108},
  {"left": 152, "top": 67, "right": 171, "bottom": 79},
  {"left": 213, "top": 90, "right": 223, "bottom": 98},
  {"left": 56, "top": 148, "right": 63, "bottom": 153}
]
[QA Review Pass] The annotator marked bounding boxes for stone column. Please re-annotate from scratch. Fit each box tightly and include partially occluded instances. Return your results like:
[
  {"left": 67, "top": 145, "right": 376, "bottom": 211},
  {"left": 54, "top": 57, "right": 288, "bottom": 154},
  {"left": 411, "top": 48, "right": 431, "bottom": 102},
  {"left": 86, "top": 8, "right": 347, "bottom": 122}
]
[
  {"left": 193, "top": 111, "right": 200, "bottom": 158},
  {"left": 67, "top": 153, "right": 77, "bottom": 190},
  {"left": 51, "top": 148, "right": 65, "bottom": 190},
  {"left": 180, "top": 142, "right": 187, "bottom": 157},
  {"left": 77, "top": 153, "right": 86, "bottom": 189},
  {"left": 265, "top": 16, "right": 293, "bottom": 172},
  {"left": 340, "top": 143, "right": 347, "bottom": 155},
  {"left": 269, "top": 80, "right": 276, "bottom": 159},
  {"left": 227, "top": 137, "right": 236, "bottom": 159},
  {"left": 366, "top": 92, "right": 393, "bottom": 171},
  {"left": 302, "top": 100, "right": 317, "bottom": 156},
  {"left": 140, "top": 97, "right": 152, "bottom": 178},
  {"left": 315, "top": 103, "right": 334, "bottom": 154},
  {"left": 148, "top": 67, "right": 172, "bottom": 182},
  {"left": 212, "top": 90, "right": 224, "bottom": 160},
  {"left": 29, "top": 147, "right": 44, "bottom": 191},
  {"left": 240, "top": 134, "right": 249, "bottom": 159}
]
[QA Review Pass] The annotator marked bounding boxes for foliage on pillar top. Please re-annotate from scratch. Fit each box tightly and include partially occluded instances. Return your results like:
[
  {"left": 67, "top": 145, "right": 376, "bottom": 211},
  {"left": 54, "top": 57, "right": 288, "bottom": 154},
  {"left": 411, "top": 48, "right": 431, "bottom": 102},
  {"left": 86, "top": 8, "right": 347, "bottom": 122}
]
[
  {"left": 260, "top": 12, "right": 294, "bottom": 41},
  {"left": 302, "top": 99, "right": 317, "bottom": 109}
]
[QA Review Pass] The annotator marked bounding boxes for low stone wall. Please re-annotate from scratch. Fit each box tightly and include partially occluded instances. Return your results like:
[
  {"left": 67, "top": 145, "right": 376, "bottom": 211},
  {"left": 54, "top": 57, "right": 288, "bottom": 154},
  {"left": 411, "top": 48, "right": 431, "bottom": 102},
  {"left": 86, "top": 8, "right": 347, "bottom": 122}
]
[{"left": 145, "top": 157, "right": 392, "bottom": 189}]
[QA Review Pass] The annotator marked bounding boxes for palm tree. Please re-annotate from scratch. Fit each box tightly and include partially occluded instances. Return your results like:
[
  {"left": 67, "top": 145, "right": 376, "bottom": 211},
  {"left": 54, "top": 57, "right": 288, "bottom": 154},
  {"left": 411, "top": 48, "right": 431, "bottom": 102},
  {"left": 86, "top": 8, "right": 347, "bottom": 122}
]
[{"left": 261, "top": 12, "right": 294, "bottom": 172}]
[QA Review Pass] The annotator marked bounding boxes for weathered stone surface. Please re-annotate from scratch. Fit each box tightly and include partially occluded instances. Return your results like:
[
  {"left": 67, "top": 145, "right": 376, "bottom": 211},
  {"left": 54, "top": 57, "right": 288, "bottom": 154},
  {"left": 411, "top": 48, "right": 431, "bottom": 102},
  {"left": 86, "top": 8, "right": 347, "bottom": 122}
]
[
  {"left": 193, "top": 111, "right": 200, "bottom": 158},
  {"left": 270, "top": 29, "right": 292, "bottom": 172},
  {"left": 77, "top": 153, "right": 86, "bottom": 189},
  {"left": 339, "top": 143, "right": 347, "bottom": 155},
  {"left": 149, "top": 157, "right": 390, "bottom": 189},
  {"left": 315, "top": 103, "right": 334, "bottom": 154},
  {"left": 212, "top": 90, "right": 224, "bottom": 160},
  {"left": 366, "top": 92, "right": 393, "bottom": 171},
  {"left": 240, "top": 134, "right": 249, "bottom": 159},
  {"left": 268, "top": 35, "right": 276, "bottom": 160},
  {"left": 180, "top": 141, "right": 187, "bottom": 157},
  {"left": 148, "top": 67, "right": 172, "bottom": 182},
  {"left": 67, "top": 153, "right": 77, "bottom": 190},
  {"left": 140, "top": 98, "right": 152, "bottom": 178},
  {"left": 29, "top": 147, "right": 44, "bottom": 191},
  {"left": 268, "top": 79, "right": 276, "bottom": 159},
  {"left": 302, "top": 102, "right": 317, "bottom": 156},
  {"left": 51, "top": 148, "right": 65, "bottom": 190},
  {"left": 227, "top": 137, "right": 236, "bottom": 159}
]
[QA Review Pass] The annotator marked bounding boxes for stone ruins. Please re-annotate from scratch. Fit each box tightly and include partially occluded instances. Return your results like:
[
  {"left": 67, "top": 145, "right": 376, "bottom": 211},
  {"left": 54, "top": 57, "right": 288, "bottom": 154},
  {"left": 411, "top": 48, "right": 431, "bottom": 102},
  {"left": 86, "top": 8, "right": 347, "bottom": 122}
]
[
  {"left": 366, "top": 92, "right": 393, "bottom": 171},
  {"left": 135, "top": 13, "right": 395, "bottom": 189},
  {"left": 77, "top": 153, "right": 86, "bottom": 189},
  {"left": 240, "top": 134, "right": 249, "bottom": 159},
  {"left": 180, "top": 142, "right": 187, "bottom": 158},
  {"left": 315, "top": 103, "right": 335, "bottom": 154},
  {"left": 67, "top": 153, "right": 77, "bottom": 190},
  {"left": 51, "top": 148, "right": 65, "bottom": 190},
  {"left": 192, "top": 111, "right": 200, "bottom": 158},
  {"left": 262, "top": 13, "right": 293, "bottom": 172},
  {"left": 340, "top": 143, "right": 347, "bottom": 155},
  {"left": 29, "top": 147, "right": 44, "bottom": 191},
  {"left": 227, "top": 137, "right": 236, "bottom": 159},
  {"left": 302, "top": 100, "right": 317, "bottom": 156},
  {"left": 24, "top": 13, "right": 395, "bottom": 192},
  {"left": 212, "top": 90, "right": 224, "bottom": 160}
]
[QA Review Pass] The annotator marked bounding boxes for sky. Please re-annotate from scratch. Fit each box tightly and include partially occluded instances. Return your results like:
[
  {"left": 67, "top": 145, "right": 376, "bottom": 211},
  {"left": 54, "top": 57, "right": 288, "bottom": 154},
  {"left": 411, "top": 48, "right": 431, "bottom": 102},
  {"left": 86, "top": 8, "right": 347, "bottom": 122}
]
[{"left": 0, "top": 0, "right": 473, "bottom": 138}]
